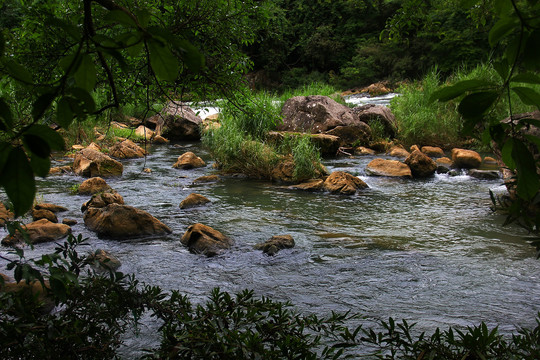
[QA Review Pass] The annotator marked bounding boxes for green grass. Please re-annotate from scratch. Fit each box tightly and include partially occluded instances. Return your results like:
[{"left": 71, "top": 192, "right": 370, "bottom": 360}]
[
  {"left": 391, "top": 68, "right": 462, "bottom": 148},
  {"left": 392, "top": 63, "right": 540, "bottom": 148},
  {"left": 203, "top": 94, "right": 324, "bottom": 181}
]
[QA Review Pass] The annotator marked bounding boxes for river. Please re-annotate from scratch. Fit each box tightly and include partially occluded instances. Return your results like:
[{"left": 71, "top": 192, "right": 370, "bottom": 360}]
[{"left": 1, "top": 95, "right": 540, "bottom": 355}]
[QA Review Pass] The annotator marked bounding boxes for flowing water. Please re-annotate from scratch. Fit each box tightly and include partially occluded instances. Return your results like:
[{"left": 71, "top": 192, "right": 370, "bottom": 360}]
[{"left": 1, "top": 96, "right": 540, "bottom": 354}]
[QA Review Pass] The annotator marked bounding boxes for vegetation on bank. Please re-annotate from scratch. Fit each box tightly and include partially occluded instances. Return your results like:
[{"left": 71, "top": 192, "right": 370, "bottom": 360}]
[
  {"left": 1, "top": 0, "right": 540, "bottom": 358},
  {"left": 2, "top": 234, "right": 540, "bottom": 359},
  {"left": 202, "top": 94, "right": 325, "bottom": 182}
]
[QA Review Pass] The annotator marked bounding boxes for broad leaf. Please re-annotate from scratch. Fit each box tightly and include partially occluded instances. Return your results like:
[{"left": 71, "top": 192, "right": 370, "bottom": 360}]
[
  {"left": 59, "top": 53, "right": 82, "bottom": 74},
  {"left": 148, "top": 39, "right": 179, "bottom": 81},
  {"left": 30, "top": 152, "right": 51, "bottom": 178},
  {"left": 25, "top": 125, "right": 65, "bottom": 151},
  {"left": 4, "top": 60, "right": 32, "bottom": 83},
  {"left": 523, "top": 30, "right": 540, "bottom": 70},
  {"left": 511, "top": 73, "right": 540, "bottom": 84},
  {"left": 493, "top": 59, "right": 509, "bottom": 80},
  {"left": 67, "top": 87, "right": 96, "bottom": 114},
  {"left": 430, "top": 80, "right": 495, "bottom": 102},
  {"left": 0, "top": 97, "right": 13, "bottom": 128},
  {"left": 47, "top": 17, "right": 80, "bottom": 41},
  {"left": 489, "top": 17, "right": 518, "bottom": 47},
  {"left": 135, "top": 9, "right": 151, "bottom": 28},
  {"left": 513, "top": 139, "right": 540, "bottom": 200},
  {"left": 457, "top": 91, "right": 499, "bottom": 119},
  {"left": 105, "top": 9, "right": 138, "bottom": 28},
  {"left": 23, "top": 134, "right": 51, "bottom": 159},
  {"left": 173, "top": 38, "right": 205, "bottom": 73},
  {"left": 512, "top": 87, "right": 540, "bottom": 110},
  {"left": 0, "top": 147, "right": 36, "bottom": 217},
  {"left": 501, "top": 139, "right": 515, "bottom": 170},
  {"left": 56, "top": 97, "right": 74, "bottom": 128},
  {"left": 75, "top": 54, "right": 97, "bottom": 92},
  {"left": 32, "top": 92, "right": 56, "bottom": 120}
]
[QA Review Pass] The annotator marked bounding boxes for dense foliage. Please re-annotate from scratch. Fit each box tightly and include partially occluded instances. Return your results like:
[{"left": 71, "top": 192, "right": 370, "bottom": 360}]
[
  {"left": 2, "top": 0, "right": 540, "bottom": 357},
  {"left": 2, "top": 234, "right": 540, "bottom": 359},
  {"left": 246, "top": 0, "right": 493, "bottom": 89}
]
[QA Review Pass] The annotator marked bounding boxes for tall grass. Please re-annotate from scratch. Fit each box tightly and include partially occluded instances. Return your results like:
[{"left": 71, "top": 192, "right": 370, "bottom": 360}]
[
  {"left": 273, "top": 81, "right": 345, "bottom": 107},
  {"left": 391, "top": 68, "right": 462, "bottom": 147},
  {"left": 392, "top": 63, "right": 540, "bottom": 148},
  {"left": 202, "top": 94, "right": 324, "bottom": 181}
]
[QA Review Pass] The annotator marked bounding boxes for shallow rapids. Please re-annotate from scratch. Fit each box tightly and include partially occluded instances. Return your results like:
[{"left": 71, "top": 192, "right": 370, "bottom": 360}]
[{"left": 1, "top": 142, "right": 540, "bottom": 353}]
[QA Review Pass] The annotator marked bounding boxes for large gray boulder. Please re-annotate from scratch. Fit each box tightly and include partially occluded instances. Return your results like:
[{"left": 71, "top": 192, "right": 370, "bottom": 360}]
[
  {"left": 279, "top": 95, "right": 371, "bottom": 146},
  {"left": 147, "top": 102, "right": 202, "bottom": 141},
  {"left": 351, "top": 104, "right": 398, "bottom": 139}
]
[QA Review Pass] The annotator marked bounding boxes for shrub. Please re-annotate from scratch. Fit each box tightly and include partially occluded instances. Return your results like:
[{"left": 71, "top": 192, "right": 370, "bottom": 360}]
[{"left": 3, "top": 233, "right": 540, "bottom": 359}]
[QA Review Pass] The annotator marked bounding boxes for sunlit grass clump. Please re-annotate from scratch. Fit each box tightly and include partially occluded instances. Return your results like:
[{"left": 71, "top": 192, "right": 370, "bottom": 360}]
[{"left": 202, "top": 94, "right": 325, "bottom": 182}]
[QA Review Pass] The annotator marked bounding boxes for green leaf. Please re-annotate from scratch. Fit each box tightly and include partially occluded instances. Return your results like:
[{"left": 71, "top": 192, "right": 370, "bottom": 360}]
[
  {"left": 59, "top": 53, "right": 82, "bottom": 74},
  {"left": 430, "top": 80, "right": 495, "bottom": 102},
  {"left": 30, "top": 152, "right": 51, "bottom": 178},
  {"left": 32, "top": 92, "right": 56, "bottom": 120},
  {"left": 511, "top": 73, "right": 540, "bottom": 84},
  {"left": 23, "top": 134, "right": 51, "bottom": 159},
  {"left": 458, "top": 91, "right": 499, "bottom": 119},
  {"left": 74, "top": 54, "right": 97, "bottom": 92},
  {"left": 172, "top": 38, "right": 205, "bottom": 73},
  {"left": 100, "top": 48, "right": 127, "bottom": 69},
  {"left": 147, "top": 39, "right": 179, "bottom": 81},
  {"left": 25, "top": 125, "right": 65, "bottom": 151},
  {"left": 0, "top": 97, "right": 13, "bottom": 129},
  {"left": 105, "top": 9, "right": 137, "bottom": 28},
  {"left": 494, "top": 0, "right": 513, "bottom": 16},
  {"left": 489, "top": 17, "right": 518, "bottom": 47},
  {"left": 513, "top": 139, "right": 540, "bottom": 200},
  {"left": 502, "top": 139, "right": 515, "bottom": 170},
  {"left": 47, "top": 17, "right": 80, "bottom": 41},
  {"left": 0, "top": 32, "right": 4, "bottom": 57},
  {"left": 3, "top": 60, "right": 32, "bottom": 83},
  {"left": 523, "top": 30, "right": 540, "bottom": 70},
  {"left": 127, "top": 41, "right": 144, "bottom": 58},
  {"left": 0, "top": 142, "right": 11, "bottom": 174},
  {"left": 0, "top": 147, "right": 36, "bottom": 217},
  {"left": 66, "top": 87, "right": 96, "bottom": 114},
  {"left": 512, "top": 87, "right": 540, "bottom": 110},
  {"left": 493, "top": 59, "right": 509, "bottom": 80},
  {"left": 56, "top": 97, "right": 74, "bottom": 128},
  {"left": 135, "top": 9, "right": 151, "bottom": 28}
]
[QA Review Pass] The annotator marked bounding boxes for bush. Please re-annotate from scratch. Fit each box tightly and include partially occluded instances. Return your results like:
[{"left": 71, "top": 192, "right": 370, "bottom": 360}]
[{"left": 3, "top": 233, "right": 540, "bottom": 359}]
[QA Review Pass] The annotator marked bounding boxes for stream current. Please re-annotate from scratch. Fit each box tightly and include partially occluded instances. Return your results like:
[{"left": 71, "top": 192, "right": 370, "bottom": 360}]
[{"left": 2, "top": 96, "right": 540, "bottom": 353}]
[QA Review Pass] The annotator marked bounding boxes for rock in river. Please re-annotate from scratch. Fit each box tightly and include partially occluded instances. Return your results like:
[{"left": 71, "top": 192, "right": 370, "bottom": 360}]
[
  {"left": 405, "top": 150, "right": 437, "bottom": 178},
  {"left": 180, "top": 223, "right": 233, "bottom": 256},
  {"left": 365, "top": 158, "right": 412, "bottom": 178},
  {"left": 173, "top": 152, "right": 206, "bottom": 169},
  {"left": 323, "top": 171, "right": 368, "bottom": 195},
  {"left": 2, "top": 219, "right": 71, "bottom": 246},
  {"left": 83, "top": 203, "right": 172, "bottom": 239},
  {"left": 73, "top": 148, "right": 123, "bottom": 177},
  {"left": 254, "top": 235, "right": 295, "bottom": 256}
]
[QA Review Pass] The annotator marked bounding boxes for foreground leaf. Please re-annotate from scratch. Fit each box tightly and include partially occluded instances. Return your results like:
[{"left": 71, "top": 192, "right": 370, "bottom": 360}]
[{"left": 0, "top": 147, "right": 36, "bottom": 217}]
